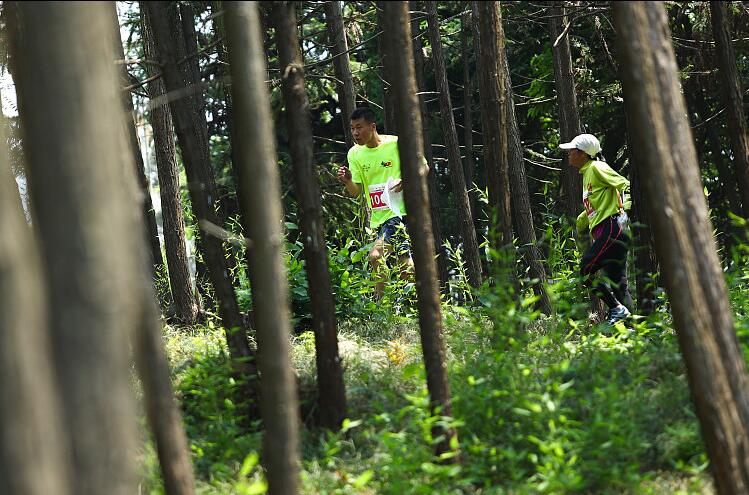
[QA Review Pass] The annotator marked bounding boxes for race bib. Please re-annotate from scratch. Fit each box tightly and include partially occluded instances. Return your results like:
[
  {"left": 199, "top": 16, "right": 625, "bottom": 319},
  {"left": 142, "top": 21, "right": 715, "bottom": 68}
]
[{"left": 368, "top": 183, "right": 388, "bottom": 210}]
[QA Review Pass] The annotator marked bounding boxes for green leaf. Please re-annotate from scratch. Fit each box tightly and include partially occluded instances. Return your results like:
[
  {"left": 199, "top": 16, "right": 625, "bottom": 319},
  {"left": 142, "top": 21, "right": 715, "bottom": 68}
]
[{"left": 351, "top": 469, "right": 374, "bottom": 488}]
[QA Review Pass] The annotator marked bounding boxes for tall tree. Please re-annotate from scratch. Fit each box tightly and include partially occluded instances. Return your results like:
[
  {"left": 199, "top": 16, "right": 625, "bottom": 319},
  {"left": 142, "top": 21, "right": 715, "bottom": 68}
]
[
  {"left": 410, "top": 2, "right": 449, "bottom": 287},
  {"left": 14, "top": 3, "right": 142, "bottom": 492},
  {"left": 614, "top": 3, "right": 749, "bottom": 493},
  {"left": 501, "top": 44, "right": 553, "bottom": 314},
  {"left": 477, "top": 1, "right": 514, "bottom": 274},
  {"left": 548, "top": 1, "right": 583, "bottom": 221},
  {"left": 461, "top": 12, "right": 478, "bottom": 220},
  {"left": 142, "top": 1, "right": 257, "bottom": 390},
  {"left": 425, "top": 2, "right": 482, "bottom": 289},
  {"left": 324, "top": 0, "right": 356, "bottom": 149},
  {"left": 140, "top": 7, "right": 199, "bottom": 324},
  {"left": 273, "top": 0, "right": 347, "bottom": 431},
  {"left": 225, "top": 3, "right": 301, "bottom": 493},
  {"left": 382, "top": 0, "right": 458, "bottom": 460},
  {"left": 710, "top": 1, "right": 749, "bottom": 218},
  {"left": 111, "top": 5, "right": 164, "bottom": 279},
  {"left": 376, "top": 1, "right": 397, "bottom": 134},
  {"left": 0, "top": 91, "right": 70, "bottom": 495}
]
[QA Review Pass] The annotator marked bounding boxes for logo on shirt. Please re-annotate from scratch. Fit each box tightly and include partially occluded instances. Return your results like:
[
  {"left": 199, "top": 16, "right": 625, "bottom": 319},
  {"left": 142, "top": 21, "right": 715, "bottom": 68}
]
[{"left": 381, "top": 161, "right": 392, "bottom": 168}]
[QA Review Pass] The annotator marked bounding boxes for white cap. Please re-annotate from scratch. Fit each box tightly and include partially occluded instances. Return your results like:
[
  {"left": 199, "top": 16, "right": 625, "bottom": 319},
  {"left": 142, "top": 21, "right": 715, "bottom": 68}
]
[{"left": 559, "top": 133, "right": 602, "bottom": 157}]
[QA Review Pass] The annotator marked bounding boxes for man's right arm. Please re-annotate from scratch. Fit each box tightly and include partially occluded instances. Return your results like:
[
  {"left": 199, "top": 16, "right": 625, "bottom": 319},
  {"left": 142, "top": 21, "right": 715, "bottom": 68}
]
[{"left": 337, "top": 166, "right": 363, "bottom": 197}]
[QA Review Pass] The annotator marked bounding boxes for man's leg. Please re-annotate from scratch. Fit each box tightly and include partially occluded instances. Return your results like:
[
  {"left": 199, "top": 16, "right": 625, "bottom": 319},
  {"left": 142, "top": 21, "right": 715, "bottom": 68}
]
[{"left": 369, "top": 237, "right": 388, "bottom": 300}]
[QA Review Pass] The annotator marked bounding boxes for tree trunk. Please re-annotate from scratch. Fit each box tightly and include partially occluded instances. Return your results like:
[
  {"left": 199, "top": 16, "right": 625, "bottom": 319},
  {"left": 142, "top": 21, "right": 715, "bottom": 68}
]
[
  {"left": 426, "top": 2, "right": 482, "bottom": 289},
  {"left": 142, "top": 2, "right": 256, "bottom": 387},
  {"left": 139, "top": 6, "right": 199, "bottom": 324},
  {"left": 324, "top": 0, "right": 356, "bottom": 149},
  {"left": 110, "top": 6, "right": 164, "bottom": 279},
  {"left": 548, "top": 1, "right": 583, "bottom": 221},
  {"left": 382, "top": 0, "right": 458, "bottom": 461},
  {"left": 225, "top": 3, "right": 301, "bottom": 493},
  {"left": 410, "top": 2, "right": 449, "bottom": 288},
  {"left": 627, "top": 125, "right": 657, "bottom": 316},
  {"left": 14, "top": 3, "right": 142, "bottom": 493},
  {"left": 376, "top": 1, "right": 397, "bottom": 134},
  {"left": 273, "top": 1, "right": 347, "bottom": 431},
  {"left": 710, "top": 1, "right": 749, "bottom": 218},
  {"left": 461, "top": 12, "right": 478, "bottom": 221},
  {"left": 476, "top": 1, "right": 514, "bottom": 275},
  {"left": 0, "top": 89, "right": 70, "bottom": 495},
  {"left": 133, "top": 286, "right": 196, "bottom": 495},
  {"left": 614, "top": 3, "right": 749, "bottom": 493},
  {"left": 502, "top": 48, "right": 553, "bottom": 314}
]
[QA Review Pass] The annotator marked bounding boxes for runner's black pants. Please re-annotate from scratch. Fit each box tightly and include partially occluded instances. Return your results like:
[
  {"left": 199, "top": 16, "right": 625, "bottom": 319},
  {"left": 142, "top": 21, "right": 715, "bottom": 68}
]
[{"left": 580, "top": 215, "right": 633, "bottom": 311}]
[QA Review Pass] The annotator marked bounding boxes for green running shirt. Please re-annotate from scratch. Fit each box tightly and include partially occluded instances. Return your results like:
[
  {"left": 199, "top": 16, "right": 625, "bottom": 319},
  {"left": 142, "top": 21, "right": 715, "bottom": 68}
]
[
  {"left": 348, "top": 135, "right": 407, "bottom": 229},
  {"left": 578, "top": 159, "right": 630, "bottom": 232}
]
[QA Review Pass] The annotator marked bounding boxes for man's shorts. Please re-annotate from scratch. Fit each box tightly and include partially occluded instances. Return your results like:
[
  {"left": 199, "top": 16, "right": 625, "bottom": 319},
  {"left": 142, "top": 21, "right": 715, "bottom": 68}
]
[{"left": 377, "top": 216, "right": 411, "bottom": 257}]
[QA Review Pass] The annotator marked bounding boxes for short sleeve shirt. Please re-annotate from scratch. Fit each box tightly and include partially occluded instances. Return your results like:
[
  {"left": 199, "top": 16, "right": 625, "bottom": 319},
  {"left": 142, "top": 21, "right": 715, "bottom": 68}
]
[{"left": 347, "top": 135, "right": 407, "bottom": 229}]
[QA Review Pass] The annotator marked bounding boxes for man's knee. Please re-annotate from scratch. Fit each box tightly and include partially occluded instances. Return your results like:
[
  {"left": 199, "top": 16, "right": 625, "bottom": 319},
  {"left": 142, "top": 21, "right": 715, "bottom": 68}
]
[{"left": 369, "top": 246, "right": 384, "bottom": 264}]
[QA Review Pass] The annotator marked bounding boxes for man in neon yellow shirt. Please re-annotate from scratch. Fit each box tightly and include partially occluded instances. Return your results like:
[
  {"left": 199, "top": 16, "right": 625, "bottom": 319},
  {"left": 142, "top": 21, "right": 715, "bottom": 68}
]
[
  {"left": 337, "top": 107, "right": 414, "bottom": 300},
  {"left": 561, "top": 133, "right": 633, "bottom": 325}
]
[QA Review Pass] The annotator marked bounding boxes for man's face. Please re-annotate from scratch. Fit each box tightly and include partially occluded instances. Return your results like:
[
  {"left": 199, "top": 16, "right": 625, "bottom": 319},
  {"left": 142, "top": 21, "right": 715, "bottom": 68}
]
[
  {"left": 350, "top": 118, "right": 375, "bottom": 145},
  {"left": 567, "top": 148, "right": 588, "bottom": 168}
]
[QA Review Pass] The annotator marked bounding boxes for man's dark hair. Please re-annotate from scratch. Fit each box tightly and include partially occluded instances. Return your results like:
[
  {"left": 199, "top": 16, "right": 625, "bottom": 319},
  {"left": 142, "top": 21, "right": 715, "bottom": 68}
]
[{"left": 350, "top": 107, "right": 377, "bottom": 124}]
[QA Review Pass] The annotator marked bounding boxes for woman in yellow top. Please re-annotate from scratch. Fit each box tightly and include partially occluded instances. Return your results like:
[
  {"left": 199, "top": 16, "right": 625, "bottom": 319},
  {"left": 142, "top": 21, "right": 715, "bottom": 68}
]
[{"left": 561, "top": 133, "right": 633, "bottom": 325}]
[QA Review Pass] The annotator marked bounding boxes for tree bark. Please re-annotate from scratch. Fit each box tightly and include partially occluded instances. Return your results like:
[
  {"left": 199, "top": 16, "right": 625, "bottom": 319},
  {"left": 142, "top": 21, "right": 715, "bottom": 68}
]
[
  {"left": 273, "top": 1, "right": 347, "bottom": 431},
  {"left": 476, "top": 1, "right": 514, "bottom": 275},
  {"left": 324, "top": 0, "right": 356, "bottom": 149},
  {"left": 142, "top": 2, "right": 256, "bottom": 387},
  {"left": 14, "top": 3, "right": 142, "bottom": 493},
  {"left": 548, "top": 1, "right": 583, "bottom": 221},
  {"left": 109, "top": 6, "right": 164, "bottom": 279},
  {"left": 0, "top": 89, "right": 70, "bottom": 495},
  {"left": 502, "top": 47, "right": 553, "bottom": 314},
  {"left": 710, "top": 1, "right": 749, "bottom": 218},
  {"left": 410, "top": 2, "right": 449, "bottom": 288},
  {"left": 225, "top": 3, "right": 301, "bottom": 494},
  {"left": 382, "top": 0, "right": 458, "bottom": 461},
  {"left": 614, "top": 3, "right": 749, "bottom": 493},
  {"left": 461, "top": 12, "right": 478, "bottom": 221},
  {"left": 426, "top": 2, "right": 482, "bottom": 289},
  {"left": 141, "top": 7, "right": 199, "bottom": 325},
  {"left": 376, "top": 1, "right": 397, "bottom": 135}
]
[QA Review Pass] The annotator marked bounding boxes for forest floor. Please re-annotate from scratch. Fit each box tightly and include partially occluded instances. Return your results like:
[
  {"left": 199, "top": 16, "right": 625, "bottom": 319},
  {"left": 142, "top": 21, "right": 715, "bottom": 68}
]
[{"left": 137, "top": 304, "right": 724, "bottom": 494}]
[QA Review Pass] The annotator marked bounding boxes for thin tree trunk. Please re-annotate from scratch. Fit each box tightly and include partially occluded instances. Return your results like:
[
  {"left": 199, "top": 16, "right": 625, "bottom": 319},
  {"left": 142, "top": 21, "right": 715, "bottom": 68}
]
[
  {"left": 548, "top": 1, "right": 583, "bottom": 221},
  {"left": 477, "top": 1, "right": 514, "bottom": 276},
  {"left": 0, "top": 89, "right": 70, "bottom": 495},
  {"left": 225, "top": 3, "right": 301, "bottom": 493},
  {"left": 502, "top": 49, "right": 552, "bottom": 314},
  {"left": 142, "top": 2, "right": 257, "bottom": 388},
  {"left": 14, "top": 3, "right": 141, "bottom": 493},
  {"left": 376, "top": 1, "right": 397, "bottom": 134},
  {"left": 461, "top": 12, "right": 477, "bottom": 220},
  {"left": 626, "top": 122, "right": 657, "bottom": 316},
  {"left": 273, "top": 1, "right": 347, "bottom": 431},
  {"left": 141, "top": 8, "right": 199, "bottom": 324},
  {"left": 110, "top": 7, "right": 164, "bottom": 279},
  {"left": 382, "top": 0, "right": 458, "bottom": 461},
  {"left": 410, "top": 2, "right": 449, "bottom": 288},
  {"left": 133, "top": 289, "right": 196, "bottom": 495},
  {"left": 710, "top": 1, "right": 749, "bottom": 218},
  {"left": 426, "top": 2, "right": 482, "bottom": 289},
  {"left": 614, "top": 3, "right": 749, "bottom": 493},
  {"left": 324, "top": 0, "right": 356, "bottom": 149}
]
